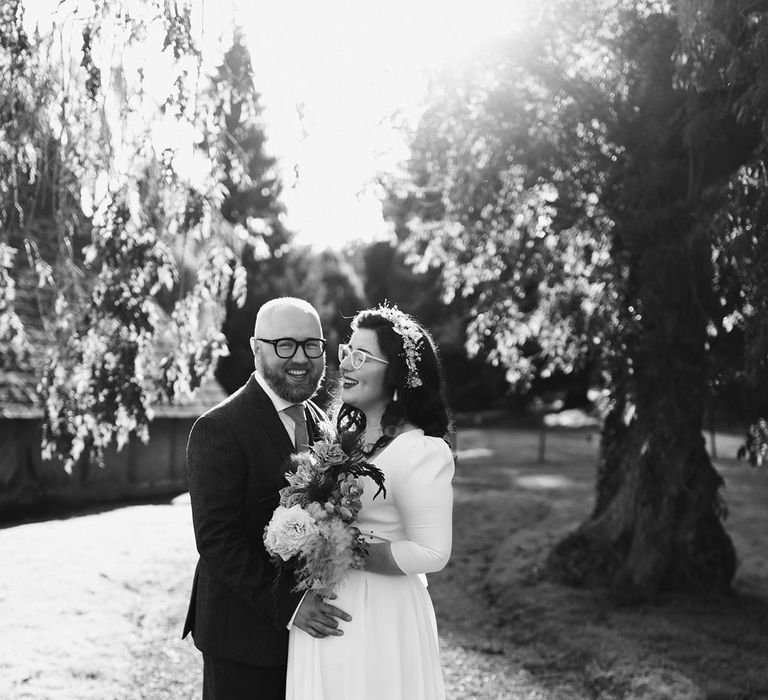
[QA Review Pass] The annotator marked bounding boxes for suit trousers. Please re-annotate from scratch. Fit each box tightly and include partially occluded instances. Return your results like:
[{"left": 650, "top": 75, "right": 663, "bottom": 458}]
[{"left": 202, "top": 654, "right": 286, "bottom": 700}]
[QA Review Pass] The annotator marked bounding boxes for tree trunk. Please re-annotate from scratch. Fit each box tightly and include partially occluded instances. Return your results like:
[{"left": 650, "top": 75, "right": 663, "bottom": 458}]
[
  {"left": 547, "top": 240, "right": 737, "bottom": 594},
  {"left": 545, "top": 11, "right": 739, "bottom": 594}
]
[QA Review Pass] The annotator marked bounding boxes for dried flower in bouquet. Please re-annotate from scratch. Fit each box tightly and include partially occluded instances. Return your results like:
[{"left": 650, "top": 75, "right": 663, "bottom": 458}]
[{"left": 264, "top": 425, "right": 386, "bottom": 596}]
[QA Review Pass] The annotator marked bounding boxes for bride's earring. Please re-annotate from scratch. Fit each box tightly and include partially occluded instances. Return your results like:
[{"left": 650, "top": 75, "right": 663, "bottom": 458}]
[{"left": 393, "top": 389, "right": 398, "bottom": 403}]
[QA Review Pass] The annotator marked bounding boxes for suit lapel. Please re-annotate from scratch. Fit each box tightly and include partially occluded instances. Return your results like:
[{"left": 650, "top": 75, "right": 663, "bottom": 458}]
[
  {"left": 244, "top": 375, "right": 294, "bottom": 459},
  {"left": 244, "top": 376, "right": 330, "bottom": 463}
]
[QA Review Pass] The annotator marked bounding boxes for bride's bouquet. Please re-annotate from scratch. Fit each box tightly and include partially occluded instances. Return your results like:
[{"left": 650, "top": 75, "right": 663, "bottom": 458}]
[{"left": 263, "top": 425, "right": 386, "bottom": 596}]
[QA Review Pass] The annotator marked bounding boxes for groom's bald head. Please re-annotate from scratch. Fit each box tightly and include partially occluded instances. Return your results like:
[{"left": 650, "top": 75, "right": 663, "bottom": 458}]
[{"left": 254, "top": 297, "right": 322, "bottom": 339}]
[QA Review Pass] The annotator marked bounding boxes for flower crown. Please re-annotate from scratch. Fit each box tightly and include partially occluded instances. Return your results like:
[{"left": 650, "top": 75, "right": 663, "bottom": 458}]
[{"left": 372, "top": 304, "right": 424, "bottom": 388}]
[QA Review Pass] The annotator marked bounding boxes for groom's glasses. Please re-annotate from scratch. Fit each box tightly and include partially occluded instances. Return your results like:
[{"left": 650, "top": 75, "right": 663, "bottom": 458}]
[
  {"left": 257, "top": 337, "right": 327, "bottom": 359},
  {"left": 338, "top": 343, "right": 390, "bottom": 370}
]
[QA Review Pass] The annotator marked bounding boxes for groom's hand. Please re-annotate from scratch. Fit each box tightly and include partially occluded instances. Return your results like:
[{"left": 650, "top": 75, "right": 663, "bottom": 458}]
[{"left": 292, "top": 592, "right": 351, "bottom": 638}]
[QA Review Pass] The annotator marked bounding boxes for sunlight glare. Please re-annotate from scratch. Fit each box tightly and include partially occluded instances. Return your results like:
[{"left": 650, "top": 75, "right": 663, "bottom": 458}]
[{"left": 227, "top": 0, "right": 529, "bottom": 248}]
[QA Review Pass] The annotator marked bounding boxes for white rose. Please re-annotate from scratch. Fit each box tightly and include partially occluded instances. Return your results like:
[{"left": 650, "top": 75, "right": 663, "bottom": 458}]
[{"left": 263, "top": 504, "right": 320, "bottom": 562}]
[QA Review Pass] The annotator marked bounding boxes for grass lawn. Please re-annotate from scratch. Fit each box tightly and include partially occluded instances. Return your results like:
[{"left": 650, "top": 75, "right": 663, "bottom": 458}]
[{"left": 1, "top": 425, "right": 766, "bottom": 699}]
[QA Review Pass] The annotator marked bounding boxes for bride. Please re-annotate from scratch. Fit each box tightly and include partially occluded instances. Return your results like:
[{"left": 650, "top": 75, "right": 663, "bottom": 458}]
[{"left": 286, "top": 304, "right": 455, "bottom": 700}]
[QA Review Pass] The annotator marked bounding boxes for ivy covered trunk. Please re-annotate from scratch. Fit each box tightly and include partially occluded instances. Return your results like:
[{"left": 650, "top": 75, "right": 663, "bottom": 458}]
[{"left": 548, "top": 223, "right": 736, "bottom": 593}]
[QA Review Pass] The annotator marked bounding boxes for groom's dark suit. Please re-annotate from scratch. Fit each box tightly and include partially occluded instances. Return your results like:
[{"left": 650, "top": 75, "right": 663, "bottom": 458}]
[{"left": 182, "top": 373, "right": 324, "bottom": 697}]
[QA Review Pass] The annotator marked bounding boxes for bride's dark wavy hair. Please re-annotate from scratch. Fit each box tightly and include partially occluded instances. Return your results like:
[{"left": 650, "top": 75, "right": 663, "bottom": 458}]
[{"left": 334, "top": 307, "right": 453, "bottom": 453}]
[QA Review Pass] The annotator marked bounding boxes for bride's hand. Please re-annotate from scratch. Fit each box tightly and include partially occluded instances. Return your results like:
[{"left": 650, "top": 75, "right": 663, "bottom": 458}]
[{"left": 364, "top": 542, "right": 405, "bottom": 575}]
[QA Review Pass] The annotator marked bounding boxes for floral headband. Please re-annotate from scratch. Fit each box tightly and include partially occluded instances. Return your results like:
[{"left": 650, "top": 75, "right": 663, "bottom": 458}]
[{"left": 372, "top": 304, "right": 424, "bottom": 388}]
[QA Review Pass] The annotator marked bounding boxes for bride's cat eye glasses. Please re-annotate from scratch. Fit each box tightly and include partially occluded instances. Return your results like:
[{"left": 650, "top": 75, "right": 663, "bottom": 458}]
[{"left": 338, "top": 344, "right": 390, "bottom": 370}]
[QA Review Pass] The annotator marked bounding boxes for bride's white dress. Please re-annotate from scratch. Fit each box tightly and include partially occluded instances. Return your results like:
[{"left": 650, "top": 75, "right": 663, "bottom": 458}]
[{"left": 286, "top": 429, "right": 454, "bottom": 700}]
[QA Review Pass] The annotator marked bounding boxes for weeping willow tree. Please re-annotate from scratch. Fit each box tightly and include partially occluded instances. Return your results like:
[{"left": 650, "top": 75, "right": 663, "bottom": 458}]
[
  {"left": 0, "top": 1, "right": 285, "bottom": 469},
  {"left": 391, "top": 0, "right": 768, "bottom": 593}
]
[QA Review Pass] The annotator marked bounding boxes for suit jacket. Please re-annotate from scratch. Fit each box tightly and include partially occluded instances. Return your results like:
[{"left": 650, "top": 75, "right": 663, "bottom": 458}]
[{"left": 182, "top": 373, "right": 326, "bottom": 666}]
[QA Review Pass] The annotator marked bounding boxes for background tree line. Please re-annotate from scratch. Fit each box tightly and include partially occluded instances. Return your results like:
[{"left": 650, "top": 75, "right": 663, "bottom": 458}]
[{"left": 2, "top": 0, "right": 767, "bottom": 596}]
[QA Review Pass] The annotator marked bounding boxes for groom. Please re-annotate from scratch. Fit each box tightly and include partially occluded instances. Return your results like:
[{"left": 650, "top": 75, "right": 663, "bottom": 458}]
[{"left": 183, "top": 297, "right": 351, "bottom": 699}]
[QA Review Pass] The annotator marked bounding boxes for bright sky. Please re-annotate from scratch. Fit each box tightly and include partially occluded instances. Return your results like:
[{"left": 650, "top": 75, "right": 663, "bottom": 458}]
[{"left": 25, "top": 0, "right": 526, "bottom": 249}]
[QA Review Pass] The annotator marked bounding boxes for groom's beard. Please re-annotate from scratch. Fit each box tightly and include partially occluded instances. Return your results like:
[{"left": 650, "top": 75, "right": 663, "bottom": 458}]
[{"left": 257, "top": 356, "right": 326, "bottom": 403}]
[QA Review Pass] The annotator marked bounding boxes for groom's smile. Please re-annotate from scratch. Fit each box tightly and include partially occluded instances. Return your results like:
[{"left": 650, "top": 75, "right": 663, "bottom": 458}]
[{"left": 286, "top": 366, "right": 311, "bottom": 380}]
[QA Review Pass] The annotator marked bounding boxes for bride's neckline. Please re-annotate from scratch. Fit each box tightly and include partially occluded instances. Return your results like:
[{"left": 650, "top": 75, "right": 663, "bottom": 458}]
[{"left": 362, "top": 425, "right": 421, "bottom": 459}]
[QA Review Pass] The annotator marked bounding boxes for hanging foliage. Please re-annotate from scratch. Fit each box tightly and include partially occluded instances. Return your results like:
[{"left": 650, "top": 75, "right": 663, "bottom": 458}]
[{"left": 0, "top": 1, "right": 261, "bottom": 470}]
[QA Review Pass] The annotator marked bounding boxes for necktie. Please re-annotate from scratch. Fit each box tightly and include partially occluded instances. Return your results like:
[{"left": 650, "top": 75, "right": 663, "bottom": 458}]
[{"left": 285, "top": 404, "right": 309, "bottom": 452}]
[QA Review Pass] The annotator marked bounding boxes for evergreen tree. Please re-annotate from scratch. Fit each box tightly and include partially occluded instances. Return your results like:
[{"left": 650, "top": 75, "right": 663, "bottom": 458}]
[{"left": 207, "top": 29, "right": 295, "bottom": 393}]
